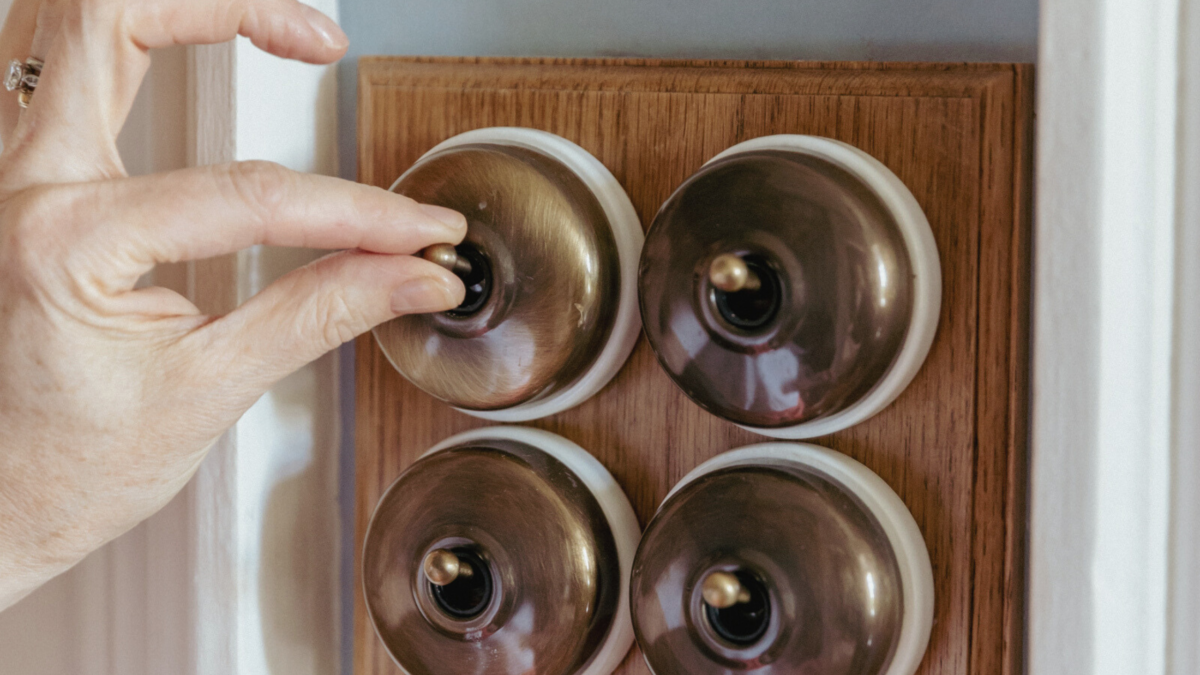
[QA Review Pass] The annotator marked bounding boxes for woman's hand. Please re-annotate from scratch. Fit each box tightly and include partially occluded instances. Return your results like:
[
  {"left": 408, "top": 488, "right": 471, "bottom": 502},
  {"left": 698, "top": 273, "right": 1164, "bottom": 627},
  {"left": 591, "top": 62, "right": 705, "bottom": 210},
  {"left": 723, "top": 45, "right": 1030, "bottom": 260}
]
[{"left": 0, "top": 0, "right": 467, "bottom": 610}]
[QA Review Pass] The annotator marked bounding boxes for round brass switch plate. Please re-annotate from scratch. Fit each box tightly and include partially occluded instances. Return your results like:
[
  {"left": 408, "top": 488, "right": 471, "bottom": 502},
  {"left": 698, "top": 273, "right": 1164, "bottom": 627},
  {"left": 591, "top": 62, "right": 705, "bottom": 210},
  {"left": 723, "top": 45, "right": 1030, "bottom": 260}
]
[
  {"left": 374, "top": 128, "right": 644, "bottom": 422},
  {"left": 638, "top": 135, "right": 941, "bottom": 438},
  {"left": 629, "top": 443, "right": 934, "bottom": 675},
  {"left": 362, "top": 426, "right": 640, "bottom": 675}
]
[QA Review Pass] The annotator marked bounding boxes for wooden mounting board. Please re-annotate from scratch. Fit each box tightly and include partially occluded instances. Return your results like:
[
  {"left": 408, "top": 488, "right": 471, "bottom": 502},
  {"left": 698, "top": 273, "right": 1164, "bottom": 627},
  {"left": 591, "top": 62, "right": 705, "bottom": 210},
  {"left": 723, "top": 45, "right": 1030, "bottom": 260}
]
[{"left": 355, "top": 57, "right": 1032, "bottom": 675}]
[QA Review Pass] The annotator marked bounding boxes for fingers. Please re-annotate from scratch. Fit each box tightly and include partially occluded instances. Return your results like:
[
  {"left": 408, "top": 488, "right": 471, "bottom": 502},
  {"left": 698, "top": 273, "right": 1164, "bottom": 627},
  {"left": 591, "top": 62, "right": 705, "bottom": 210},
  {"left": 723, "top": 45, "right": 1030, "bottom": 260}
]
[
  {"left": 138, "top": 0, "right": 348, "bottom": 63},
  {"left": 80, "top": 162, "right": 467, "bottom": 290},
  {"left": 4, "top": 0, "right": 348, "bottom": 184},
  {"left": 0, "top": 0, "right": 42, "bottom": 146},
  {"left": 193, "top": 250, "right": 465, "bottom": 390}
]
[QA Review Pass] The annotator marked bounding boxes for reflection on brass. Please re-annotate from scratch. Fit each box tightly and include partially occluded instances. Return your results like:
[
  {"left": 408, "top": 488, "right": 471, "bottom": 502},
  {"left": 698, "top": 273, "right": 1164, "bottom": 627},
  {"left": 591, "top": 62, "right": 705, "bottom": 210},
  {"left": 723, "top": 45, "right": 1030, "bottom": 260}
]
[
  {"left": 374, "top": 144, "right": 620, "bottom": 411},
  {"left": 423, "top": 548, "right": 470, "bottom": 586},
  {"left": 631, "top": 465, "right": 903, "bottom": 673},
  {"left": 362, "top": 440, "right": 621, "bottom": 675},
  {"left": 422, "top": 243, "right": 473, "bottom": 275},
  {"left": 701, "top": 570, "right": 751, "bottom": 608},
  {"left": 639, "top": 150, "right": 915, "bottom": 428},
  {"left": 708, "top": 254, "right": 761, "bottom": 292}
]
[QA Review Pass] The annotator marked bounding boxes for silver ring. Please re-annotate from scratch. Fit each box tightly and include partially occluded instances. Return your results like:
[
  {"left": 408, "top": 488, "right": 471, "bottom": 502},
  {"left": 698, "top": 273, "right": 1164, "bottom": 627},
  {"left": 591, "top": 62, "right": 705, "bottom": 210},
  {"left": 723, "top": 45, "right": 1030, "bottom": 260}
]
[{"left": 5, "top": 57, "right": 43, "bottom": 109}]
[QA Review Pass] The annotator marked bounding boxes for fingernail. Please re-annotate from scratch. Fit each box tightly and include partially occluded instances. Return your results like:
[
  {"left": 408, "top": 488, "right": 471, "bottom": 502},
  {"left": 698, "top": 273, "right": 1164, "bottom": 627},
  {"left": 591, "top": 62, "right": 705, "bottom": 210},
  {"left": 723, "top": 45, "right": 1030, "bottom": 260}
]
[
  {"left": 391, "top": 276, "right": 458, "bottom": 314},
  {"left": 419, "top": 204, "right": 468, "bottom": 231},
  {"left": 300, "top": 4, "right": 349, "bottom": 50}
]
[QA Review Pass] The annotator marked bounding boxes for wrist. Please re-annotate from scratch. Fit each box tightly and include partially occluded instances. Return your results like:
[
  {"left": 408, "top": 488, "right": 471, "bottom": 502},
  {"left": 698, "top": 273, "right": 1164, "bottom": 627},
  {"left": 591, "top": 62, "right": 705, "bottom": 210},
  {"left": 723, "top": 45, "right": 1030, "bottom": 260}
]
[{"left": 0, "top": 470, "right": 88, "bottom": 611}]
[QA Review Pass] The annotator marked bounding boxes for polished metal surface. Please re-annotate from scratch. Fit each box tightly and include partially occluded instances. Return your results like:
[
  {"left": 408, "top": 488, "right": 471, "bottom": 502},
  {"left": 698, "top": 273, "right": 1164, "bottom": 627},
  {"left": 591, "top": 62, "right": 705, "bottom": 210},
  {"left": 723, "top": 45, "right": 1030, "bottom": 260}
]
[
  {"left": 639, "top": 150, "right": 915, "bottom": 428},
  {"left": 375, "top": 143, "right": 621, "bottom": 411},
  {"left": 362, "top": 439, "right": 622, "bottom": 675},
  {"left": 630, "top": 464, "right": 904, "bottom": 674}
]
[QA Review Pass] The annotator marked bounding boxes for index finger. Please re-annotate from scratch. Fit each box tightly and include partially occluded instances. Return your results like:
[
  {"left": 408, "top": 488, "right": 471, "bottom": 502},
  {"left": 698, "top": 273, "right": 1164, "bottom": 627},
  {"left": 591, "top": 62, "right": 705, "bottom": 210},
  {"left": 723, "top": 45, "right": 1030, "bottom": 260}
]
[
  {"left": 136, "top": 0, "right": 348, "bottom": 63},
  {"left": 69, "top": 162, "right": 468, "bottom": 291}
]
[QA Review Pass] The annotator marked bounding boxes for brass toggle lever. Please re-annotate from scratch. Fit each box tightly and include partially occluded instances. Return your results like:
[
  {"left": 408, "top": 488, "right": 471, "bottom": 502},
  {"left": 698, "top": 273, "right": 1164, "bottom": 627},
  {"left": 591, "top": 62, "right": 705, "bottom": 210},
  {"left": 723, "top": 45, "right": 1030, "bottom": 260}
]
[
  {"left": 701, "top": 570, "right": 752, "bottom": 609},
  {"left": 424, "top": 548, "right": 473, "bottom": 586},
  {"left": 708, "top": 254, "right": 761, "bottom": 293},
  {"left": 423, "top": 243, "right": 474, "bottom": 276}
]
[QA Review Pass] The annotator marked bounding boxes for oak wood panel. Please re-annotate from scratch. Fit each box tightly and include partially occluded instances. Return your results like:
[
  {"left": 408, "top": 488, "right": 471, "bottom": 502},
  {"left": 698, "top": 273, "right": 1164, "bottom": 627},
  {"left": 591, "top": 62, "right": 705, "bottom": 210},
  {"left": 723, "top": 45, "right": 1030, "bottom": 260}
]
[{"left": 354, "top": 58, "right": 1032, "bottom": 675}]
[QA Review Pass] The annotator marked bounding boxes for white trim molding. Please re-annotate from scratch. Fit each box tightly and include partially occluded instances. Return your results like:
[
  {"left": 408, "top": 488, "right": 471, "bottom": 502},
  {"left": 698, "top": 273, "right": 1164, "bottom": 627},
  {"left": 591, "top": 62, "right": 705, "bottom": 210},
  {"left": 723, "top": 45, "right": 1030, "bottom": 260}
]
[
  {"left": 186, "top": 14, "right": 346, "bottom": 673},
  {"left": 1031, "top": 0, "right": 1197, "bottom": 673},
  {"left": 0, "top": 3, "right": 345, "bottom": 673},
  {"left": 1166, "top": 1, "right": 1200, "bottom": 671}
]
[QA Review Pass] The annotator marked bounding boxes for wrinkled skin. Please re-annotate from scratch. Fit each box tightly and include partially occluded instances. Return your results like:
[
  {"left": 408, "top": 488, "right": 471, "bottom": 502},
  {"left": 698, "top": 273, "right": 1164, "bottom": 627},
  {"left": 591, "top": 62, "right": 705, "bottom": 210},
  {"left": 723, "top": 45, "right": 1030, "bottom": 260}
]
[{"left": 0, "top": 0, "right": 467, "bottom": 609}]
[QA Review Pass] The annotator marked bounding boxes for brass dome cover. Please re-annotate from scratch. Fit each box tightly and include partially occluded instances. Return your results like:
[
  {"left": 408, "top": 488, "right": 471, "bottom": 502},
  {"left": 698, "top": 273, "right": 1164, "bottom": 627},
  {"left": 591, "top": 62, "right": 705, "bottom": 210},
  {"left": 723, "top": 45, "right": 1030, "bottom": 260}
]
[
  {"left": 374, "top": 129, "right": 643, "bottom": 419},
  {"left": 362, "top": 428, "right": 638, "bottom": 675},
  {"left": 638, "top": 136, "right": 940, "bottom": 437},
  {"left": 629, "top": 444, "right": 934, "bottom": 675}
]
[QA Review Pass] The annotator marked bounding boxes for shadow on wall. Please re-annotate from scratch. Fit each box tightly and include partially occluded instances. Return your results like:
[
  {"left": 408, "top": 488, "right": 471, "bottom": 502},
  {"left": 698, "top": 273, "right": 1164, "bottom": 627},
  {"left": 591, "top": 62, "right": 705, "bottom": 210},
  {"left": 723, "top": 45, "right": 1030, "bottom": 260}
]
[
  {"left": 231, "top": 246, "right": 343, "bottom": 675},
  {"left": 253, "top": 344, "right": 343, "bottom": 675}
]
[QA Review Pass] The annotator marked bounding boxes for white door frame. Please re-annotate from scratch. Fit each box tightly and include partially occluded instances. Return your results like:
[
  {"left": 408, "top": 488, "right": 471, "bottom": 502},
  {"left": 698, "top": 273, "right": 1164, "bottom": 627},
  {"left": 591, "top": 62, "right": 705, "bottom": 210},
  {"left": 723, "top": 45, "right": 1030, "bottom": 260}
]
[
  {"left": 186, "top": 18, "right": 345, "bottom": 673},
  {"left": 0, "top": 2, "right": 346, "bottom": 672},
  {"left": 1030, "top": 0, "right": 1200, "bottom": 673}
]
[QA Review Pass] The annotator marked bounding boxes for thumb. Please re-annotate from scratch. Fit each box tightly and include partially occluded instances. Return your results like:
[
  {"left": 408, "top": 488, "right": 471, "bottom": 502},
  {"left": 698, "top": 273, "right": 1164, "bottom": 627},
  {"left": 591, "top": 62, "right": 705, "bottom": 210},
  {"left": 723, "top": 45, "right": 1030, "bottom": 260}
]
[{"left": 193, "top": 250, "right": 464, "bottom": 391}]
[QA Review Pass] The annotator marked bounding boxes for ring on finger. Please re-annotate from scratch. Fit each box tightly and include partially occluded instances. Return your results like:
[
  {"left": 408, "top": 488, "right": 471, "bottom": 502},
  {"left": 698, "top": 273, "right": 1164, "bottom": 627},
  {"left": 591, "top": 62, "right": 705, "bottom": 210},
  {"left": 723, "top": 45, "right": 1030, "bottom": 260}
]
[{"left": 5, "top": 57, "right": 43, "bottom": 109}]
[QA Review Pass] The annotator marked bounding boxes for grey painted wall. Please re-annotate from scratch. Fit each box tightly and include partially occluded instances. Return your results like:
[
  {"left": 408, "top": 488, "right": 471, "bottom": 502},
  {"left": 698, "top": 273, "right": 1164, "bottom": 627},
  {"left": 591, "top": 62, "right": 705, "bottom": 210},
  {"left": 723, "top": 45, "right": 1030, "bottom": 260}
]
[{"left": 336, "top": 0, "right": 1038, "bottom": 179}]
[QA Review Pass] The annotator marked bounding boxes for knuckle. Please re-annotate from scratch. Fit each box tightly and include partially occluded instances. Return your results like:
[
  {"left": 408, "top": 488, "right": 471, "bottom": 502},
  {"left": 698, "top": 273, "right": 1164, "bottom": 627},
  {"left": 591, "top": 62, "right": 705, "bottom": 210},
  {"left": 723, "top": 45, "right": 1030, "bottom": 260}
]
[
  {"left": 223, "top": 160, "right": 294, "bottom": 223},
  {"left": 289, "top": 267, "right": 366, "bottom": 351},
  {"left": 363, "top": 187, "right": 418, "bottom": 228},
  {"left": 312, "top": 290, "right": 364, "bottom": 349}
]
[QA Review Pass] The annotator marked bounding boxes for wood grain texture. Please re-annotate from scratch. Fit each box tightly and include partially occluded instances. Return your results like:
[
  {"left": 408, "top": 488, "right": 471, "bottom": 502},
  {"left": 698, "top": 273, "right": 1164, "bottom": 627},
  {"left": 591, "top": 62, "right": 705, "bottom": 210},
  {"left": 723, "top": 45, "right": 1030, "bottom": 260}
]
[{"left": 354, "top": 57, "right": 1032, "bottom": 675}]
